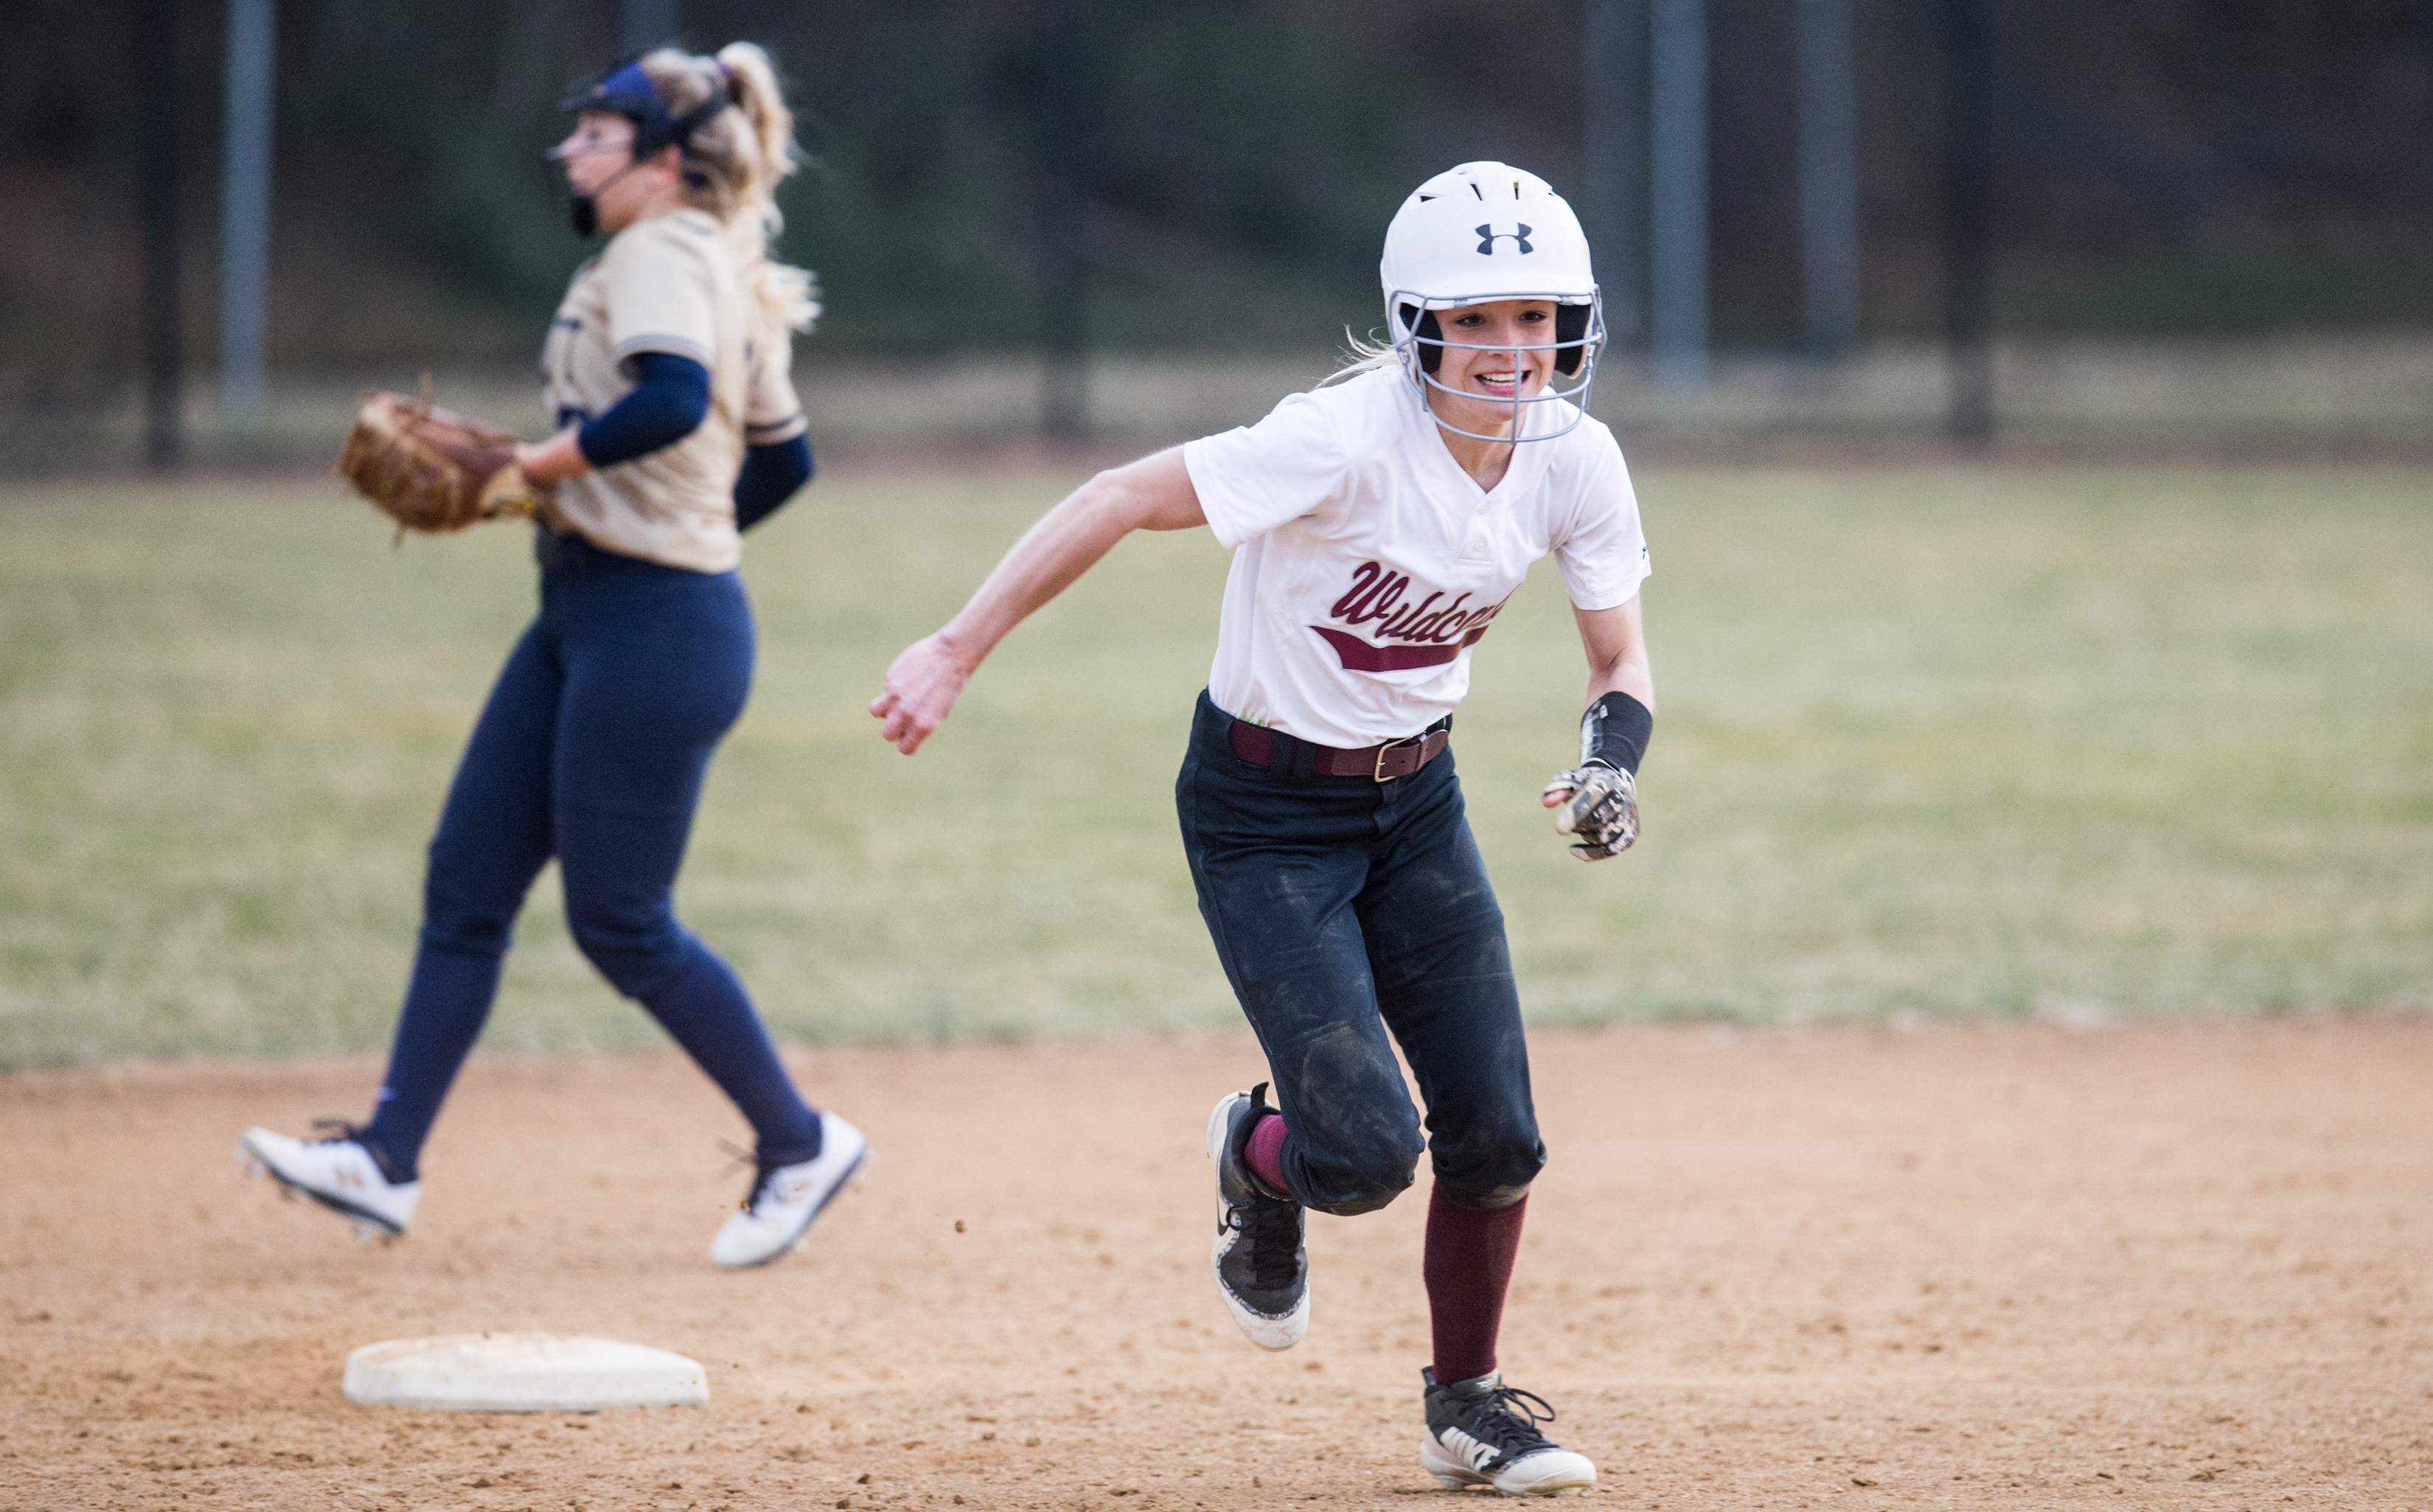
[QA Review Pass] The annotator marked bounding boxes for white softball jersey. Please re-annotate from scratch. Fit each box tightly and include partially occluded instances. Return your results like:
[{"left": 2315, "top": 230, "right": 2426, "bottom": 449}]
[
  {"left": 541, "top": 208, "right": 807, "bottom": 574},
  {"left": 1182, "top": 366, "right": 1649, "bottom": 750}
]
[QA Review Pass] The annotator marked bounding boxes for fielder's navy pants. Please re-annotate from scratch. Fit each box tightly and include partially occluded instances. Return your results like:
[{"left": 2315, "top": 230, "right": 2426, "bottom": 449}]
[
  {"left": 360, "top": 532, "right": 821, "bottom": 1182},
  {"left": 1177, "top": 691, "right": 1545, "bottom": 1216}
]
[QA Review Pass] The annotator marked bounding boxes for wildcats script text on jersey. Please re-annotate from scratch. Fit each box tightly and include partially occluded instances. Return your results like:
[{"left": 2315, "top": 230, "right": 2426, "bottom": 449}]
[{"left": 1312, "top": 560, "right": 1513, "bottom": 673}]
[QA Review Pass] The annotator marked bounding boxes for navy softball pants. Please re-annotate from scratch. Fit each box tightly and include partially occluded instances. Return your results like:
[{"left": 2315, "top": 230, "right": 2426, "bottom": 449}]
[
  {"left": 360, "top": 532, "right": 821, "bottom": 1182},
  {"left": 1176, "top": 691, "right": 1546, "bottom": 1216}
]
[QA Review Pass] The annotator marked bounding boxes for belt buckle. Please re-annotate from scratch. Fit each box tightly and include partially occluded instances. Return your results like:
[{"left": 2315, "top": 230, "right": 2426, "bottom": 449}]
[{"left": 1372, "top": 734, "right": 1422, "bottom": 782}]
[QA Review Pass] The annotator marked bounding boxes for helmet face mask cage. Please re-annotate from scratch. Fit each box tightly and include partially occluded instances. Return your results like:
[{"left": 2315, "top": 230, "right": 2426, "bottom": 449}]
[{"left": 1387, "top": 290, "right": 1608, "bottom": 445}]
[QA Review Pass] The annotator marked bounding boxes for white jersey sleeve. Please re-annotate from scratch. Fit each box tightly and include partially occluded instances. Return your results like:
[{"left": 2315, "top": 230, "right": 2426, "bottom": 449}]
[
  {"left": 1550, "top": 434, "right": 1651, "bottom": 611},
  {"left": 1182, "top": 390, "right": 1351, "bottom": 550}
]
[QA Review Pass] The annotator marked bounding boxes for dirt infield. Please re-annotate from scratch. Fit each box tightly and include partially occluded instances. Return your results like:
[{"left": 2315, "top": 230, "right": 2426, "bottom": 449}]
[{"left": 3, "top": 1017, "right": 2427, "bottom": 1511}]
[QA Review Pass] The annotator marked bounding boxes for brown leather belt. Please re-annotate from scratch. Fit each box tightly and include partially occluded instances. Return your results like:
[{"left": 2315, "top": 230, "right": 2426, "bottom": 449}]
[{"left": 1228, "top": 716, "right": 1451, "bottom": 781}]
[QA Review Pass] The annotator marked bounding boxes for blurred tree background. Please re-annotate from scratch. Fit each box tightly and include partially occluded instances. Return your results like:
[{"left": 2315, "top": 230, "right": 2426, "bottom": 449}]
[{"left": 4, "top": 0, "right": 2430, "bottom": 400}]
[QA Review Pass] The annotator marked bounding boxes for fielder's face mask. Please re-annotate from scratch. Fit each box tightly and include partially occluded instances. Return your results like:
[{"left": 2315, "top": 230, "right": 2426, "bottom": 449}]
[
  {"left": 550, "top": 58, "right": 726, "bottom": 237},
  {"left": 1378, "top": 161, "right": 1607, "bottom": 444}
]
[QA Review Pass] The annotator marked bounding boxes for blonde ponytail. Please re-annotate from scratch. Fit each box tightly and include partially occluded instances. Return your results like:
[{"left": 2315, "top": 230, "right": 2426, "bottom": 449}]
[
  {"left": 1326, "top": 328, "right": 1411, "bottom": 385},
  {"left": 638, "top": 42, "right": 821, "bottom": 334}
]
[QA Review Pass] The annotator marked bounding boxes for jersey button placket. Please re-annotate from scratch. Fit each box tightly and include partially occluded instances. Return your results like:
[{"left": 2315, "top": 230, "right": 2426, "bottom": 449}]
[{"left": 1460, "top": 496, "right": 1494, "bottom": 562}]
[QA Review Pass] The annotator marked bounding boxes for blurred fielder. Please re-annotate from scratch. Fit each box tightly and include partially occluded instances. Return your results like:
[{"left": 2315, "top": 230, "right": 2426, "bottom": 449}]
[
  {"left": 872, "top": 162, "right": 1654, "bottom": 1496},
  {"left": 243, "top": 42, "right": 867, "bottom": 1270}
]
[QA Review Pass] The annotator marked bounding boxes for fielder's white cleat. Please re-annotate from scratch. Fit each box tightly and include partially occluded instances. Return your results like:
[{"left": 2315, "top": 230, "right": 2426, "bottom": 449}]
[
  {"left": 1419, "top": 1368, "right": 1598, "bottom": 1497},
  {"left": 709, "top": 1112, "right": 869, "bottom": 1269},
  {"left": 238, "top": 1124, "right": 420, "bottom": 1241}
]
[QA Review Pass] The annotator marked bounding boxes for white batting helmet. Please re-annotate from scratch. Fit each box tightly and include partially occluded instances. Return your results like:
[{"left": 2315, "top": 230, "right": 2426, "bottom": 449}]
[{"left": 1379, "top": 161, "right": 1606, "bottom": 441}]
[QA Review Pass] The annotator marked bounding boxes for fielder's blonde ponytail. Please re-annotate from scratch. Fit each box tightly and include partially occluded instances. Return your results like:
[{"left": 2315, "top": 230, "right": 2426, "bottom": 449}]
[{"left": 638, "top": 43, "right": 821, "bottom": 334}]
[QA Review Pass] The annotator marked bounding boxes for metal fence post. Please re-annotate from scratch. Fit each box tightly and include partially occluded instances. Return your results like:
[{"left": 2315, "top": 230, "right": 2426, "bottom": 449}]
[
  {"left": 1941, "top": 0, "right": 1996, "bottom": 443},
  {"left": 1581, "top": 0, "right": 1651, "bottom": 351},
  {"left": 623, "top": 0, "right": 678, "bottom": 51},
  {"left": 1797, "top": 0, "right": 1862, "bottom": 359},
  {"left": 140, "top": 0, "right": 184, "bottom": 470},
  {"left": 220, "top": 0, "right": 276, "bottom": 427},
  {"left": 1649, "top": 0, "right": 1708, "bottom": 390}
]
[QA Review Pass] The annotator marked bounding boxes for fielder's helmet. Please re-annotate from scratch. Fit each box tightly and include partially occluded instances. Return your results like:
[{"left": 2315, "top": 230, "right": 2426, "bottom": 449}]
[{"left": 1379, "top": 162, "right": 1606, "bottom": 441}]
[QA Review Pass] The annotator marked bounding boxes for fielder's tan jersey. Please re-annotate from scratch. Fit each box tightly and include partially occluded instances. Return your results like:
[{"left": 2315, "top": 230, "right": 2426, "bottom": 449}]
[{"left": 540, "top": 209, "right": 807, "bottom": 573}]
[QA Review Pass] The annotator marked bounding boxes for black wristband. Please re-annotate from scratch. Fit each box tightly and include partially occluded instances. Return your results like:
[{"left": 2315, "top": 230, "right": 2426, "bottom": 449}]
[{"left": 1579, "top": 691, "right": 1653, "bottom": 776}]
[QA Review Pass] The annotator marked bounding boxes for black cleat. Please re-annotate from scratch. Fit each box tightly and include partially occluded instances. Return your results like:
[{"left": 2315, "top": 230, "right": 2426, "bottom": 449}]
[
  {"left": 1419, "top": 1367, "right": 1598, "bottom": 1496},
  {"left": 1205, "top": 1082, "right": 1308, "bottom": 1349}
]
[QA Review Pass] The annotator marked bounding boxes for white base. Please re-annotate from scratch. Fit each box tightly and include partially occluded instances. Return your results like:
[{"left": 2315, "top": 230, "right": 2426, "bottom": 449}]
[{"left": 343, "top": 1333, "right": 709, "bottom": 1412}]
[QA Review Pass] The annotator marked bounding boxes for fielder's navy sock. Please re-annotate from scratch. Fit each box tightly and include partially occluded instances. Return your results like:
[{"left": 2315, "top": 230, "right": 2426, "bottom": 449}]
[
  {"left": 641, "top": 946, "right": 824, "bottom": 1168},
  {"left": 1424, "top": 1187, "right": 1529, "bottom": 1385},
  {"left": 362, "top": 944, "right": 504, "bottom": 1183}
]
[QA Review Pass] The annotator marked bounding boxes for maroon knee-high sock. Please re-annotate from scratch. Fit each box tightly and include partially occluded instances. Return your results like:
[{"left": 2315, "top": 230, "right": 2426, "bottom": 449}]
[
  {"left": 1424, "top": 1185, "right": 1528, "bottom": 1385},
  {"left": 1245, "top": 1112, "right": 1289, "bottom": 1195}
]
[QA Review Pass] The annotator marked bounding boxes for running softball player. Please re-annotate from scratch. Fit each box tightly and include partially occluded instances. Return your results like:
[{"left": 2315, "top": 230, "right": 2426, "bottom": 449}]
[
  {"left": 241, "top": 43, "right": 867, "bottom": 1269},
  {"left": 871, "top": 162, "right": 1651, "bottom": 1495}
]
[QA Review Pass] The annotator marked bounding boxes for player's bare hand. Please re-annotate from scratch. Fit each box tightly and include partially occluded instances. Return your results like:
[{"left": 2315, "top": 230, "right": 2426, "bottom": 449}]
[
  {"left": 512, "top": 426, "right": 589, "bottom": 486},
  {"left": 1540, "top": 762, "right": 1637, "bottom": 861},
  {"left": 870, "top": 633, "right": 974, "bottom": 755}
]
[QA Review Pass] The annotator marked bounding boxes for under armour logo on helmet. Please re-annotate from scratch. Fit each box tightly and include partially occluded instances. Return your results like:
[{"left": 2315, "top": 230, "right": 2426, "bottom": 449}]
[{"left": 1475, "top": 223, "right": 1534, "bottom": 255}]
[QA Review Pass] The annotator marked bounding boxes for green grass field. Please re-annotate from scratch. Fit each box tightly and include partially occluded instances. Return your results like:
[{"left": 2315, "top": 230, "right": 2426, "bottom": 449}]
[{"left": 1, "top": 465, "right": 2426, "bottom": 1069}]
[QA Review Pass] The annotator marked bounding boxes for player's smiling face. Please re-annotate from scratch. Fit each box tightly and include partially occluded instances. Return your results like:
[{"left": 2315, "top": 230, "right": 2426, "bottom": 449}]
[
  {"left": 1438, "top": 300, "right": 1556, "bottom": 397},
  {"left": 1425, "top": 299, "right": 1559, "bottom": 433}
]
